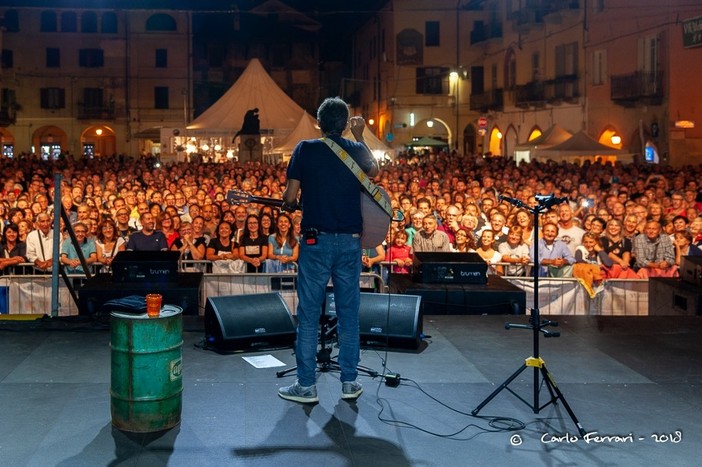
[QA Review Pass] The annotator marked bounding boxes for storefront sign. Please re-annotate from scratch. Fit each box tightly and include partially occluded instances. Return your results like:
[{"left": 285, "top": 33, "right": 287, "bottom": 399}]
[{"left": 682, "top": 16, "right": 702, "bottom": 48}]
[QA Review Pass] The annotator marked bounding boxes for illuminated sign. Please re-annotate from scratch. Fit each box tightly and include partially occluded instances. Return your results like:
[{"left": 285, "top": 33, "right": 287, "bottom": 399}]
[{"left": 682, "top": 16, "right": 702, "bottom": 48}]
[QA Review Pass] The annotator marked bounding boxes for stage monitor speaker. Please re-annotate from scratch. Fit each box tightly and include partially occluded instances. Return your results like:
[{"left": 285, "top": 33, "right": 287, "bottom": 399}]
[
  {"left": 648, "top": 278, "right": 702, "bottom": 316},
  {"left": 326, "top": 292, "right": 423, "bottom": 350},
  {"left": 111, "top": 250, "right": 180, "bottom": 283},
  {"left": 205, "top": 293, "right": 296, "bottom": 351}
]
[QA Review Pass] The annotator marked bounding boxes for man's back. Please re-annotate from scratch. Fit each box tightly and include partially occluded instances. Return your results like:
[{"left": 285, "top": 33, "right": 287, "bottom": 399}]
[{"left": 288, "top": 136, "right": 373, "bottom": 234}]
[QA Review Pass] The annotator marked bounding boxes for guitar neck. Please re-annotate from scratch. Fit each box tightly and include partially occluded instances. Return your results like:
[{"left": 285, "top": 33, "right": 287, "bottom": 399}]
[{"left": 244, "top": 195, "right": 284, "bottom": 208}]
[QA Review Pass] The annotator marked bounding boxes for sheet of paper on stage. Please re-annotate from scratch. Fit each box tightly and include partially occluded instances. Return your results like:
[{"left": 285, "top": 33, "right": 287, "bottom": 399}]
[{"left": 242, "top": 355, "right": 286, "bottom": 368}]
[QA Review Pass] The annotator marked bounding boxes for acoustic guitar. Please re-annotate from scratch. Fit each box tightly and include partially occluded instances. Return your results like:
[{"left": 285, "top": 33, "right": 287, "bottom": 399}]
[{"left": 226, "top": 189, "right": 393, "bottom": 249}]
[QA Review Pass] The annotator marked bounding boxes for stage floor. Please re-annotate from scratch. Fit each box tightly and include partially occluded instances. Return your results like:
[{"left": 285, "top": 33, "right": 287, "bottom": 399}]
[{"left": 1, "top": 313, "right": 700, "bottom": 466}]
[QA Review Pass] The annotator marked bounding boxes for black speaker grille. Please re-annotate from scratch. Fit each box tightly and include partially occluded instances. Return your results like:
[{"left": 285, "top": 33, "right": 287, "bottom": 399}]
[
  {"left": 205, "top": 293, "right": 296, "bottom": 350},
  {"left": 326, "top": 292, "right": 422, "bottom": 350}
]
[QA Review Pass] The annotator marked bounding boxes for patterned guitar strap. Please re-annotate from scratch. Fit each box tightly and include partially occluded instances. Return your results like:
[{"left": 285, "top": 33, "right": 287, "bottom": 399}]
[{"left": 320, "top": 138, "right": 392, "bottom": 218}]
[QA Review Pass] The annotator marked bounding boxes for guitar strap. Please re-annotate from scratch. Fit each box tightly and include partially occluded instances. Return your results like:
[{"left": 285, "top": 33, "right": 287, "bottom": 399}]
[{"left": 320, "top": 138, "right": 392, "bottom": 218}]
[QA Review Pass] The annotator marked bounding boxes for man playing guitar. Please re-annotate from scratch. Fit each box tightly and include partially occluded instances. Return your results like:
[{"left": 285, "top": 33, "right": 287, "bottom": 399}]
[{"left": 277, "top": 97, "right": 378, "bottom": 403}]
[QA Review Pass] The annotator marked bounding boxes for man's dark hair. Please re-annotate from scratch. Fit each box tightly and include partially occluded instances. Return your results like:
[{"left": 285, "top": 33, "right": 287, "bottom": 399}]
[{"left": 317, "top": 97, "right": 349, "bottom": 136}]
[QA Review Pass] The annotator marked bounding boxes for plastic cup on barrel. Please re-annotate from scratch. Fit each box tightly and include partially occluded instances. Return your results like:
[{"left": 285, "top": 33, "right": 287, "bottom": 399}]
[{"left": 146, "top": 294, "right": 162, "bottom": 318}]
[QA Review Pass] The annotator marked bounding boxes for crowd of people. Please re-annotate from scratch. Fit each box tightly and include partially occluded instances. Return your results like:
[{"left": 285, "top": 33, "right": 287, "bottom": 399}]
[{"left": 1, "top": 150, "right": 701, "bottom": 285}]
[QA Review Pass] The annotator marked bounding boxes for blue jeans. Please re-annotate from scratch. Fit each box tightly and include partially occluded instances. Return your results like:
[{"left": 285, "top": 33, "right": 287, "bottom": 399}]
[{"left": 295, "top": 233, "right": 361, "bottom": 387}]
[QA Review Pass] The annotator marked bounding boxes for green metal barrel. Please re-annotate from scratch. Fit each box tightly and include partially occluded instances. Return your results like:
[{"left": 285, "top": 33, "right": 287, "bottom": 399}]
[{"left": 110, "top": 305, "right": 183, "bottom": 432}]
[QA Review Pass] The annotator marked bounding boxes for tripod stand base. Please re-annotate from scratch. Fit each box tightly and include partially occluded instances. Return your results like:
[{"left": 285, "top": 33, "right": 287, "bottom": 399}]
[
  {"left": 472, "top": 357, "right": 586, "bottom": 437},
  {"left": 276, "top": 346, "right": 379, "bottom": 379}
]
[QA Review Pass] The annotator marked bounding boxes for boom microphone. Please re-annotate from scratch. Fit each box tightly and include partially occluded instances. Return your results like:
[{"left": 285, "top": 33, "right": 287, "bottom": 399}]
[
  {"left": 534, "top": 194, "right": 569, "bottom": 208},
  {"left": 498, "top": 194, "right": 526, "bottom": 208},
  {"left": 498, "top": 194, "right": 521, "bottom": 205}
]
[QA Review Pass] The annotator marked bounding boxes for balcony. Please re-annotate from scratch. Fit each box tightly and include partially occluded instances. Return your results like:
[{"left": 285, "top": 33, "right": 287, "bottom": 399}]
[
  {"left": 515, "top": 81, "right": 546, "bottom": 108},
  {"left": 510, "top": 0, "right": 548, "bottom": 30},
  {"left": 0, "top": 107, "right": 17, "bottom": 126},
  {"left": 547, "top": 0, "right": 581, "bottom": 12},
  {"left": 514, "top": 75, "right": 580, "bottom": 108},
  {"left": 470, "top": 22, "right": 503, "bottom": 45},
  {"left": 543, "top": 1, "right": 581, "bottom": 24},
  {"left": 77, "top": 103, "right": 115, "bottom": 120},
  {"left": 611, "top": 71, "right": 664, "bottom": 106},
  {"left": 510, "top": 0, "right": 580, "bottom": 31},
  {"left": 470, "top": 89, "right": 504, "bottom": 112},
  {"left": 544, "top": 74, "right": 580, "bottom": 103}
]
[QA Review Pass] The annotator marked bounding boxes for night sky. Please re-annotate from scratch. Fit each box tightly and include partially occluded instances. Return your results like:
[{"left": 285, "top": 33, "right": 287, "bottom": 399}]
[{"left": 6, "top": 0, "right": 387, "bottom": 61}]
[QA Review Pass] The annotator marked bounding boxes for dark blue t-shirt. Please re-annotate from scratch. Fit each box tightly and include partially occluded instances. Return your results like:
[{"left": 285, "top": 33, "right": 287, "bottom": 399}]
[
  {"left": 125, "top": 231, "right": 168, "bottom": 251},
  {"left": 286, "top": 136, "right": 374, "bottom": 234}
]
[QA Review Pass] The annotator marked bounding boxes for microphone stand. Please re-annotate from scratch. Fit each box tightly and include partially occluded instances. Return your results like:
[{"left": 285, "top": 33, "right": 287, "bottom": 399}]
[{"left": 471, "top": 194, "right": 586, "bottom": 437}]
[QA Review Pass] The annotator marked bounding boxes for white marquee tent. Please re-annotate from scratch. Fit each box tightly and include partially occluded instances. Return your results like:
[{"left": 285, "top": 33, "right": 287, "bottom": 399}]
[
  {"left": 514, "top": 124, "right": 573, "bottom": 164},
  {"left": 271, "top": 112, "right": 394, "bottom": 159},
  {"left": 188, "top": 58, "right": 306, "bottom": 137},
  {"left": 271, "top": 112, "right": 319, "bottom": 155}
]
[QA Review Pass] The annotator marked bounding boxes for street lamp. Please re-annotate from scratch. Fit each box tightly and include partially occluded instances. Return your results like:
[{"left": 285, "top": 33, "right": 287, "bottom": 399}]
[
  {"left": 450, "top": 71, "right": 460, "bottom": 151},
  {"left": 95, "top": 128, "right": 103, "bottom": 156}
]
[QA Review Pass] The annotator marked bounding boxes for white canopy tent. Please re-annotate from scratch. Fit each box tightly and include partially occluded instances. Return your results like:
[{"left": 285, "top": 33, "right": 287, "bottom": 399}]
[
  {"left": 536, "top": 130, "right": 632, "bottom": 164},
  {"left": 271, "top": 112, "right": 394, "bottom": 160},
  {"left": 271, "top": 112, "right": 319, "bottom": 155},
  {"left": 342, "top": 127, "right": 394, "bottom": 160},
  {"left": 188, "top": 58, "right": 306, "bottom": 137},
  {"left": 160, "top": 58, "right": 312, "bottom": 161},
  {"left": 514, "top": 124, "right": 573, "bottom": 164}
]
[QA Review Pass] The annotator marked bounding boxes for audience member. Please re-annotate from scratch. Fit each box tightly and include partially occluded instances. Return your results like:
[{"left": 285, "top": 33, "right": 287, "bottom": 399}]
[
  {"left": 95, "top": 218, "right": 126, "bottom": 270},
  {"left": 600, "top": 219, "right": 639, "bottom": 278},
  {"left": 205, "top": 221, "right": 245, "bottom": 272},
  {"left": 573, "top": 232, "right": 613, "bottom": 297},
  {"left": 476, "top": 229, "right": 502, "bottom": 274},
  {"left": 361, "top": 243, "right": 385, "bottom": 276},
  {"left": 453, "top": 227, "right": 477, "bottom": 253},
  {"left": 437, "top": 205, "right": 460, "bottom": 243},
  {"left": 412, "top": 214, "right": 451, "bottom": 252},
  {"left": 385, "top": 229, "right": 412, "bottom": 274},
  {"left": 267, "top": 213, "right": 299, "bottom": 272},
  {"left": 532, "top": 222, "right": 575, "bottom": 277},
  {"left": 674, "top": 230, "right": 702, "bottom": 267},
  {"left": 158, "top": 214, "right": 180, "bottom": 248},
  {"left": 238, "top": 215, "right": 268, "bottom": 273},
  {"left": 405, "top": 211, "right": 424, "bottom": 245},
  {"left": 172, "top": 221, "right": 206, "bottom": 262},
  {"left": 498, "top": 226, "right": 530, "bottom": 276},
  {"left": 60, "top": 222, "right": 97, "bottom": 274},
  {"left": 0, "top": 223, "right": 27, "bottom": 273},
  {"left": 114, "top": 208, "right": 135, "bottom": 241},
  {"left": 125, "top": 212, "right": 168, "bottom": 251},
  {"left": 557, "top": 203, "right": 585, "bottom": 256},
  {"left": 633, "top": 221, "right": 676, "bottom": 278},
  {"left": 26, "top": 212, "right": 54, "bottom": 272}
]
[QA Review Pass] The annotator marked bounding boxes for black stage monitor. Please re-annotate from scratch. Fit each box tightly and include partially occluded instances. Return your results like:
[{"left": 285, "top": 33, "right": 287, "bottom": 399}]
[
  {"left": 413, "top": 252, "right": 488, "bottom": 284},
  {"left": 326, "top": 291, "right": 423, "bottom": 350},
  {"left": 204, "top": 293, "right": 296, "bottom": 351},
  {"left": 111, "top": 250, "right": 180, "bottom": 283}
]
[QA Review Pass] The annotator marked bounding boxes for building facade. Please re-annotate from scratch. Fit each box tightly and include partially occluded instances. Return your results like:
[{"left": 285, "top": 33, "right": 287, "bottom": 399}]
[
  {"left": 585, "top": 0, "right": 702, "bottom": 166},
  {"left": 0, "top": 1, "right": 324, "bottom": 159},
  {"left": 0, "top": 6, "right": 191, "bottom": 158},
  {"left": 352, "top": 0, "right": 702, "bottom": 166}
]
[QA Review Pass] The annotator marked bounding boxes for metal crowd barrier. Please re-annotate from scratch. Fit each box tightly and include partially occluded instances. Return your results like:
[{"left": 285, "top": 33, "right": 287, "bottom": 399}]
[
  {"left": 0, "top": 263, "right": 385, "bottom": 317},
  {"left": 0, "top": 261, "right": 649, "bottom": 317},
  {"left": 379, "top": 261, "right": 650, "bottom": 316}
]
